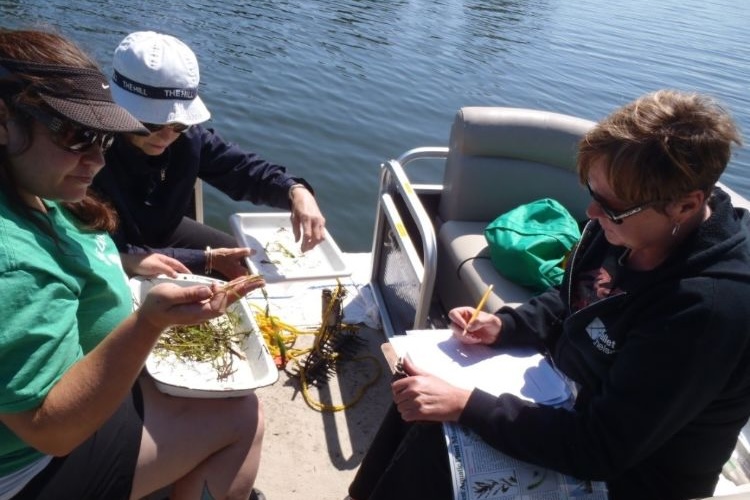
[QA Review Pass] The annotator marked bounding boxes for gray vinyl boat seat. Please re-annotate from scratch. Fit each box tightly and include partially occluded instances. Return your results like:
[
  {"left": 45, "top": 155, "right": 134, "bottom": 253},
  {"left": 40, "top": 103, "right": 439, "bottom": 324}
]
[{"left": 435, "top": 106, "right": 595, "bottom": 313}]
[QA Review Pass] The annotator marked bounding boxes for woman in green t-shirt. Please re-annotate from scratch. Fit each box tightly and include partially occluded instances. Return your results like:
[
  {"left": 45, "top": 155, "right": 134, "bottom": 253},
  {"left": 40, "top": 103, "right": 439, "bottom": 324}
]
[{"left": 0, "top": 29, "right": 266, "bottom": 500}]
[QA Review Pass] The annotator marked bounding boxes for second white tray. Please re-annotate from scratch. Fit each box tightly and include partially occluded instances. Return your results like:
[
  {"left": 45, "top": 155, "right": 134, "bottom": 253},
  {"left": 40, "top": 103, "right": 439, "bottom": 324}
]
[{"left": 230, "top": 212, "right": 351, "bottom": 283}]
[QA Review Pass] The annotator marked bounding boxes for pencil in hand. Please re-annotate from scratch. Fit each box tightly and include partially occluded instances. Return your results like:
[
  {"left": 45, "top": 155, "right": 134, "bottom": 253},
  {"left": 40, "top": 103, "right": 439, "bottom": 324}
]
[{"left": 462, "top": 284, "right": 494, "bottom": 336}]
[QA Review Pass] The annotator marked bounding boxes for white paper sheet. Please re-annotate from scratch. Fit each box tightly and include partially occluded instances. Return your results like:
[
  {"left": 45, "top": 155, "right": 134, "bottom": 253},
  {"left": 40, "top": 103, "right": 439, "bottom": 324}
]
[{"left": 389, "top": 329, "right": 570, "bottom": 405}]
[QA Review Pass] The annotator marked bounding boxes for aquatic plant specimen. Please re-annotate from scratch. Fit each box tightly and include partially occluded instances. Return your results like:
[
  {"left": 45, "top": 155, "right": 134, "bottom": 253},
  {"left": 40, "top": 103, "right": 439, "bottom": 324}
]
[
  {"left": 249, "top": 279, "right": 381, "bottom": 412},
  {"left": 260, "top": 227, "right": 323, "bottom": 273},
  {"left": 298, "top": 284, "right": 363, "bottom": 387},
  {"left": 208, "top": 274, "right": 266, "bottom": 313},
  {"left": 263, "top": 227, "right": 299, "bottom": 262},
  {"left": 154, "top": 309, "right": 252, "bottom": 380}
]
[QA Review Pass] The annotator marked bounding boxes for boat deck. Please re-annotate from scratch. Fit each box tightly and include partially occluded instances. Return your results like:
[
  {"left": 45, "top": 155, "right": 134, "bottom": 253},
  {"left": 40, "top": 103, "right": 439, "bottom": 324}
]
[
  {"left": 254, "top": 324, "right": 392, "bottom": 500},
  {"left": 247, "top": 252, "right": 395, "bottom": 500}
]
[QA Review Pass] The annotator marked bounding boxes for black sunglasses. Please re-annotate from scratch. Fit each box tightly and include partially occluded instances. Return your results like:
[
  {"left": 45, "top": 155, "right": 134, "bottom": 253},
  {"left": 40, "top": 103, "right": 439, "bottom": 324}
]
[
  {"left": 142, "top": 122, "right": 191, "bottom": 134},
  {"left": 585, "top": 181, "right": 655, "bottom": 224},
  {"left": 20, "top": 105, "right": 114, "bottom": 153}
]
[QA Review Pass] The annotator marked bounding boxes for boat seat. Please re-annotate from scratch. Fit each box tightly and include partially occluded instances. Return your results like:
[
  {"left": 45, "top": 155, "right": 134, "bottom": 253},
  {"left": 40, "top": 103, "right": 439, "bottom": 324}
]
[
  {"left": 435, "top": 106, "right": 595, "bottom": 313},
  {"left": 438, "top": 220, "right": 531, "bottom": 312}
]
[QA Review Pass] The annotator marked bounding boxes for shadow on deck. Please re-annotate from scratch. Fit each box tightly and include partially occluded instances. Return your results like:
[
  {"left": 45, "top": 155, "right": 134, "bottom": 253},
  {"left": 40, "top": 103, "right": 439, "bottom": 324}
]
[{"left": 253, "top": 325, "right": 393, "bottom": 500}]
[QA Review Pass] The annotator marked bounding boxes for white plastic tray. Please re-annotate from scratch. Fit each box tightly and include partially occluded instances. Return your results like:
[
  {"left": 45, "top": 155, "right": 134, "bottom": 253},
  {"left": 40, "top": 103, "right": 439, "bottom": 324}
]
[
  {"left": 230, "top": 212, "right": 351, "bottom": 283},
  {"left": 130, "top": 274, "right": 278, "bottom": 398}
]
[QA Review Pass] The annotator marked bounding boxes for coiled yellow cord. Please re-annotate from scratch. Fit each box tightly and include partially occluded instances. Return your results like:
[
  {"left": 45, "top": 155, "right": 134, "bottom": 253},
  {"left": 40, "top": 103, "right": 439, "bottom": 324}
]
[
  {"left": 296, "top": 354, "right": 383, "bottom": 412},
  {"left": 250, "top": 284, "right": 382, "bottom": 412},
  {"left": 251, "top": 303, "right": 312, "bottom": 367}
]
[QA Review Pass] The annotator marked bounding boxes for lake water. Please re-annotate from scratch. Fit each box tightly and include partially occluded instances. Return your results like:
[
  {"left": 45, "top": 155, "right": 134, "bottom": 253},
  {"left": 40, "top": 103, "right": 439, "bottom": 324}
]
[{"left": 2, "top": 0, "right": 748, "bottom": 251}]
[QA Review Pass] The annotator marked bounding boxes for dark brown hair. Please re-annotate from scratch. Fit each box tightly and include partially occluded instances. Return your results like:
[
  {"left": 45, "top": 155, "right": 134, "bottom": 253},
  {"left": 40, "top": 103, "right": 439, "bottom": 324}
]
[{"left": 0, "top": 28, "right": 117, "bottom": 232}]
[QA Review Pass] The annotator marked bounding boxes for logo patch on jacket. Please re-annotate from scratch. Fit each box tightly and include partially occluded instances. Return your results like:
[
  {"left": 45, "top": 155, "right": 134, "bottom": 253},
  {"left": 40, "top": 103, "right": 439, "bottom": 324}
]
[{"left": 586, "top": 317, "right": 616, "bottom": 354}]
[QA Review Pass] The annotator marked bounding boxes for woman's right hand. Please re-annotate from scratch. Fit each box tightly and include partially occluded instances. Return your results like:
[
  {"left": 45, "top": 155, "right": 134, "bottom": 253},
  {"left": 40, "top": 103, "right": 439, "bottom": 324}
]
[
  {"left": 135, "top": 277, "right": 262, "bottom": 332},
  {"left": 448, "top": 307, "right": 502, "bottom": 345}
]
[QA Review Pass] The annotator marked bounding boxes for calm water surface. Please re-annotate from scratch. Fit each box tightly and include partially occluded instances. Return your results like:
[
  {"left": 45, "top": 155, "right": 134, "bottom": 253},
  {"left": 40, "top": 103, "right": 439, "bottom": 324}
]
[{"left": 2, "top": 0, "right": 748, "bottom": 250}]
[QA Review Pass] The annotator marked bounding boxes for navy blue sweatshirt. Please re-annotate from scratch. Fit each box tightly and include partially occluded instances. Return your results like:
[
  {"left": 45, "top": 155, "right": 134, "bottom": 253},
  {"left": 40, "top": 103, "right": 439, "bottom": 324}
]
[
  {"left": 459, "top": 188, "right": 750, "bottom": 499},
  {"left": 93, "top": 124, "right": 312, "bottom": 269}
]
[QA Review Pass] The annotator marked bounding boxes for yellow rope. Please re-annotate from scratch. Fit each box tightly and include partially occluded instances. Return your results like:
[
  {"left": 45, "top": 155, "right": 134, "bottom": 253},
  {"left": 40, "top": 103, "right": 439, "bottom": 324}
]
[
  {"left": 296, "top": 354, "right": 383, "bottom": 412},
  {"left": 250, "top": 302, "right": 312, "bottom": 366},
  {"left": 250, "top": 283, "right": 383, "bottom": 412}
]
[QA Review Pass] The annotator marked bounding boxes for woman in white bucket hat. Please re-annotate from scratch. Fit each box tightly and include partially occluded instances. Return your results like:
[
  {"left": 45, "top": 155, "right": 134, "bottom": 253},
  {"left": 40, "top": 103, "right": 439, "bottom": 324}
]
[{"left": 93, "top": 31, "right": 326, "bottom": 280}]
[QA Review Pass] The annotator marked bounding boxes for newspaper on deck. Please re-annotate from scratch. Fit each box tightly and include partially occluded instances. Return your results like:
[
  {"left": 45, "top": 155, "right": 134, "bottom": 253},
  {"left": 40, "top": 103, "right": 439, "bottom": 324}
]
[
  {"left": 390, "top": 330, "right": 609, "bottom": 500},
  {"left": 445, "top": 423, "right": 608, "bottom": 500}
]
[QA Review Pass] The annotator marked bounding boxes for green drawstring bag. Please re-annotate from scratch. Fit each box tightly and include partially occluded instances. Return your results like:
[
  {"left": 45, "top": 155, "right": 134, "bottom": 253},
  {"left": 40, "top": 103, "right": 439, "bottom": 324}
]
[{"left": 484, "top": 198, "right": 581, "bottom": 292}]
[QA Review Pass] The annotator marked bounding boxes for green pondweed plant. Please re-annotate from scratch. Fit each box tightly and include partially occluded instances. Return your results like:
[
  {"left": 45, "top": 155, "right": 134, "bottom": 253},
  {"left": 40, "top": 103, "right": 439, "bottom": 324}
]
[
  {"left": 152, "top": 274, "right": 266, "bottom": 380},
  {"left": 154, "top": 309, "right": 253, "bottom": 380}
]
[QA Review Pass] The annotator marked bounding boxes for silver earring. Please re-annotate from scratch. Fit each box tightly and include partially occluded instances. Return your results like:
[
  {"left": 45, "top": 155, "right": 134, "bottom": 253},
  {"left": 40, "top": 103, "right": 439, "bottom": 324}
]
[{"left": 671, "top": 222, "right": 681, "bottom": 236}]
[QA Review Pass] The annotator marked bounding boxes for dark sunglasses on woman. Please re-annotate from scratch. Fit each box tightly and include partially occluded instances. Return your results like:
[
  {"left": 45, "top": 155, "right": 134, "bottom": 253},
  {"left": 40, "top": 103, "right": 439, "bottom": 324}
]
[
  {"left": 142, "top": 122, "right": 191, "bottom": 134},
  {"left": 19, "top": 105, "right": 114, "bottom": 153},
  {"left": 585, "top": 181, "right": 656, "bottom": 224}
]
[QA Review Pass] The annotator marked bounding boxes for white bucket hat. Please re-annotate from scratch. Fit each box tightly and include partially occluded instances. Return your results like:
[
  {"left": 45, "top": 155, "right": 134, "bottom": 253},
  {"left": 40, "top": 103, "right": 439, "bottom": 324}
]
[{"left": 110, "top": 31, "right": 211, "bottom": 126}]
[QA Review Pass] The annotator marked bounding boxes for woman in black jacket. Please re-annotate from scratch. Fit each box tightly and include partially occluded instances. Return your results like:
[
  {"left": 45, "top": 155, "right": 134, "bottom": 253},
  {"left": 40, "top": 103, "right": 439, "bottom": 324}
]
[
  {"left": 94, "top": 31, "right": 326, "bottom": 280},
  {"left": 348, "top": 90, "right": 750, "bottom": 500}
]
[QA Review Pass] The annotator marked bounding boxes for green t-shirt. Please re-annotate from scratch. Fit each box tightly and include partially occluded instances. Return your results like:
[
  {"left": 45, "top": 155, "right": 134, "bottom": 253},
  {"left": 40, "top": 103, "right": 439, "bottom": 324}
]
[{"left": 0, "top": 198, "right": 132, "bottom": 476}]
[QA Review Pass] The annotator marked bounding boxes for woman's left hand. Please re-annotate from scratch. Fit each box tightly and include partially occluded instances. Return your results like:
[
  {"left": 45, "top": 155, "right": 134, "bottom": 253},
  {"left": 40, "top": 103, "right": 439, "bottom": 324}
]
[
  {"left": 289, "top": 187, "right": 326, "bottom": 252},
  {"left": 391, "top": 355, "right": 472, "bottom": 422},
  {"left": 121, "top": 252, "right": 190, "bottom": 278}
]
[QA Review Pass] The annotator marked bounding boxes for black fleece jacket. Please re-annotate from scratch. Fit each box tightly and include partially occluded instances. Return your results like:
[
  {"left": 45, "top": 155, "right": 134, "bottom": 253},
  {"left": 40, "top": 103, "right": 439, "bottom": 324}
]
[
  {"left": 458, "top": 188, "right": 750, "bottom": 499},
  {"left": 92, "top": 124, "right": 312, "bottom": 269}
]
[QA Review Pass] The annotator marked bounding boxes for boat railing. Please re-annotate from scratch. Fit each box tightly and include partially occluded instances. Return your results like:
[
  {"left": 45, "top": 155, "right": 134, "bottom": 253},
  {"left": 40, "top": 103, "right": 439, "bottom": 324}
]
[
  {"left": 193, "top": 179, "right": 204, "bottom": 223},
  {"left": 369, "top": 147, "right": 448, "bottom": 337}
]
